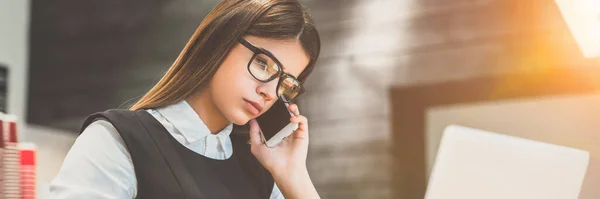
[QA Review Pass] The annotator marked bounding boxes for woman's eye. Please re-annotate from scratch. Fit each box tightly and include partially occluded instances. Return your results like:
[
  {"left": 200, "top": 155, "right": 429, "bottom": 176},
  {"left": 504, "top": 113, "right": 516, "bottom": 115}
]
[{"left": 257, "top": 59, "right": 268, "bottom": 66}]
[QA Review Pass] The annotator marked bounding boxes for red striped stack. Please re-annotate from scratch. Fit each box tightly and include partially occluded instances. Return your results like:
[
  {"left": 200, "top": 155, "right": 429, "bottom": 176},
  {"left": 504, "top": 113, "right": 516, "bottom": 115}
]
[
  {"left": 3, "top": 117, "right": 20, "bottom": 199},
  {"left": 0, "top": 114, "right": 36, "bottom": 199},
  {"left": 0, "top": 117, "right": 4, "bottom": 199},
  {"left": 18, "top": 144, "right": 35, "bottom": 199}
]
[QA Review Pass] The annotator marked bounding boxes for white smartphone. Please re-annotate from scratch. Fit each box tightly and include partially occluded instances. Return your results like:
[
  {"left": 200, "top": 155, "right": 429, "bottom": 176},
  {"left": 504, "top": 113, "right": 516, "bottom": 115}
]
[{"left": 255, "top": 100, "right": 298, "bottom": 148}]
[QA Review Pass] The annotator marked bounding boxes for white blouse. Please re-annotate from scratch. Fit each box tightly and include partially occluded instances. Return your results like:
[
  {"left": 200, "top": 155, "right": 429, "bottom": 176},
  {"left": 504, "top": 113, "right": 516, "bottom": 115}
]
[{"left": 49, "top": 100, "right": 284, "bottom": 199}]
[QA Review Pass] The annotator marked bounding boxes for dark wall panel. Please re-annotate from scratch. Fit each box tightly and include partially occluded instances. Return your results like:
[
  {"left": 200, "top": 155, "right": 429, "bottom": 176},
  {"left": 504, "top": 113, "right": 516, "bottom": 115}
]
[{"left": 28, "top": 0, "right": 219, "bottom": 131}]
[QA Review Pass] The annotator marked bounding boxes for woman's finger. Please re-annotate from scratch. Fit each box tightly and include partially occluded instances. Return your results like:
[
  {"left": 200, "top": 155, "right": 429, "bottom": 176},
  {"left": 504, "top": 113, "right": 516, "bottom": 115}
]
[
  {"left": 248, "top": 119, "right": 263, "bottom": 146},
  {"left": 290, "top": 115, "right": 309, "bottom": 139},
  {"left": 288, "top": 103, "right": 300, "bottom": 116},
  {"left": 290, "top": 115, "right": 308, "bottom": 131}
]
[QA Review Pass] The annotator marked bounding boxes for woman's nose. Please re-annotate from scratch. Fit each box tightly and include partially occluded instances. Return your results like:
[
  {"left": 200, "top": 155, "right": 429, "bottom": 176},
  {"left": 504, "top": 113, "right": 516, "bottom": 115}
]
[{"left": 256, "top": 78, "right": 279, "bottom": 101}]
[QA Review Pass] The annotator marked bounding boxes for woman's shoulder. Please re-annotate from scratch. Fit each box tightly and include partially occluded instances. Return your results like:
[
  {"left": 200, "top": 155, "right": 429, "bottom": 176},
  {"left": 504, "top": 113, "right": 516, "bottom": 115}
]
[
  {"left": 72, "top": 119, "right": 133, "bottom": 172},
  {"left": 79, "top": 119, "right": 128, "bottom": 152},
  {"left": 50, "top": 119, "right": 136, "bottom": 198},
  {"left": 80, "top": 109, "right": 155, "bottom": 132}
]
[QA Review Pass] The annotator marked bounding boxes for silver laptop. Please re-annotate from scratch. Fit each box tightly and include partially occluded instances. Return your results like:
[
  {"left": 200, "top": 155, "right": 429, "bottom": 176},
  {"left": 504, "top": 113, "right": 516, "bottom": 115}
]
[{"left": 425, "top": 125, "right": 590, "bottom": 199}]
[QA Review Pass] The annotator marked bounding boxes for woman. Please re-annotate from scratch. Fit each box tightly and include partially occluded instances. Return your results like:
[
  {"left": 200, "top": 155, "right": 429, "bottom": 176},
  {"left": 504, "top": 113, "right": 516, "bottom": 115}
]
[{"left": 49, "top": 0, "right": 321, "bottom": 198}]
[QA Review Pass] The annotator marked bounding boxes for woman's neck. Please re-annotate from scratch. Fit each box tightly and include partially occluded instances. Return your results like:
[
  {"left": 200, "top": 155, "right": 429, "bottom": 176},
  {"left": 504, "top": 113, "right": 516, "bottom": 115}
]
[{"left": 185, "top": 91, "right": 229, "bottom": 135}]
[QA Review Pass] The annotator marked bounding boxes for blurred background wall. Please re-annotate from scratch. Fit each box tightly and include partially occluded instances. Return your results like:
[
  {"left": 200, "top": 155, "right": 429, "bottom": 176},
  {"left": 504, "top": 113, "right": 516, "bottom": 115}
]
[
  {"left": 1, "top": 0, "right": 598, "bottom": 198},
  {"left": 301, "top": 0, "right": 598, "bottom": 198},
  {"left": 0, "top": 0, "right": 30, "bottom": 125},
  {"left": 27, "top": 0, "right": 219, "bottom": 131}
]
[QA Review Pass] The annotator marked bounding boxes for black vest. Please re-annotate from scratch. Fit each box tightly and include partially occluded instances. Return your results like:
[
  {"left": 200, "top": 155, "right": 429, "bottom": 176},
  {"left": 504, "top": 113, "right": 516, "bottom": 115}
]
[{"left": 80, "top": 109, "right": 274, "bottom": 199}]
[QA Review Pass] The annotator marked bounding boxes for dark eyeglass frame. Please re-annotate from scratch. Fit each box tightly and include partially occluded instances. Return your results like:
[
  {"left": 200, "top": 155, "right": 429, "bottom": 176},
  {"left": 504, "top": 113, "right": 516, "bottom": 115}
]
[{"left": 239, "top": 38, "right": 305, "bottom": 102}]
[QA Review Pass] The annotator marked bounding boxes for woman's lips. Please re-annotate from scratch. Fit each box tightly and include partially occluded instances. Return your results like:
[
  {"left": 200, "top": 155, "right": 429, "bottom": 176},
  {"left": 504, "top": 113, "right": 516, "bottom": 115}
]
[{"left": 244, "top": 99, "right": 263, "bottom": 116}]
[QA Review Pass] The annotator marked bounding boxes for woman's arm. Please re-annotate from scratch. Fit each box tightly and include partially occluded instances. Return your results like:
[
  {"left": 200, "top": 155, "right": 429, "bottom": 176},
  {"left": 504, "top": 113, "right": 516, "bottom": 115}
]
[
  {"left": 271, "top": 167, "right": 319, "bottom": 199},
  {"left": 49, "top": 120, "right": 136, "bottom": 199},
  {"left": 249, "top": 104, "right": 320, "bottom": 199}
]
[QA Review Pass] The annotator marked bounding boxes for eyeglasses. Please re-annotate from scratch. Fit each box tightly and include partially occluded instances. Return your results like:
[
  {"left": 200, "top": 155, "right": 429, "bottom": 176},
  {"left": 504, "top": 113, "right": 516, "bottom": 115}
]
[{"left": 239, "top": 38, "right": 305, "bottom": 103}]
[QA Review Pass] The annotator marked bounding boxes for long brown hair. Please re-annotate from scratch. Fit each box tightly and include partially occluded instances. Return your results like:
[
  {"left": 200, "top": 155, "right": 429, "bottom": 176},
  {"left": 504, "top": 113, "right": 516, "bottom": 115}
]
[{"left": 130, "top": 0, "right": 320, "bottom": 110}]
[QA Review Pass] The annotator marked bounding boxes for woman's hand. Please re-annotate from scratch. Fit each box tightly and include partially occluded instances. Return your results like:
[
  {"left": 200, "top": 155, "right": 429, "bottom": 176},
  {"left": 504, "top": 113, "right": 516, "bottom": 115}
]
[
  {"left": 248, "top": 104, "right": 320, "bottom": 199},
  {"left": 248, "top": 103, "right": 308, "bottom": 176}
]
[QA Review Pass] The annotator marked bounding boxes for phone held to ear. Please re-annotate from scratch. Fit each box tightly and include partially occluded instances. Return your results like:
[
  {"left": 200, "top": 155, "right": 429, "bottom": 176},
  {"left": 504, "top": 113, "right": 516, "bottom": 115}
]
[{"left": 255, "top": 100, "right": 298, "bottom": 148}]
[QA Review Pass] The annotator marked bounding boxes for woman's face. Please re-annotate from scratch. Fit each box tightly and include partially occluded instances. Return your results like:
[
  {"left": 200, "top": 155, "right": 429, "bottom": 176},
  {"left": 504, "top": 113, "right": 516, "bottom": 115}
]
[{"left": 208, "top": 36, "right": 309, "bottom": 125}]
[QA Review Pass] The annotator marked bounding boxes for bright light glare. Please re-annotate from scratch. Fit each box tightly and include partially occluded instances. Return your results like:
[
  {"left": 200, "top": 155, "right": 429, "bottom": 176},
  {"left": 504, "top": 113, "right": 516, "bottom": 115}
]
[{"left": 555, "top": 0, "right": 600, "bottom": 58}]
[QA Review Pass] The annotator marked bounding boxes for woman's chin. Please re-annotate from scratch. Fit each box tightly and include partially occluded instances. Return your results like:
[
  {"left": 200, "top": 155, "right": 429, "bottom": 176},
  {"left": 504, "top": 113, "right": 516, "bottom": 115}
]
[
  {"left": 231, "top": 120, "right": 248, "bottom": 126},
  {"left": 227, "top": 111, "right": 252, "bottom": 126}
]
